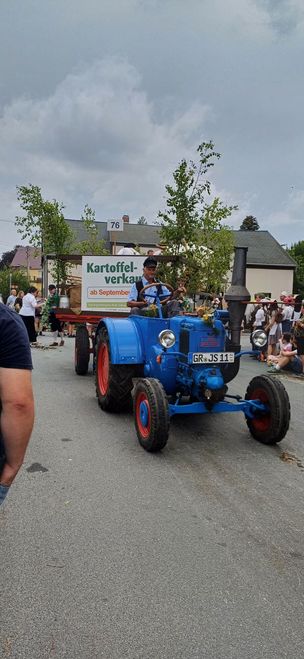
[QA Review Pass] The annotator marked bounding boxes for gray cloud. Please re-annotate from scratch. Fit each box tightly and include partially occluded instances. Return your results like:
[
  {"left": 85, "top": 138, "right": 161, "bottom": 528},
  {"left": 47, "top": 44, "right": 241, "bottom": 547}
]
[
  {"left": 0, "top": 57, "right": 210, "bottom": 239},
  {"left": 0, "top": 0, "right": 303, "bottom": 252},
  {"left": 255, "top": 0, "right": 304, "bottom": 35}
]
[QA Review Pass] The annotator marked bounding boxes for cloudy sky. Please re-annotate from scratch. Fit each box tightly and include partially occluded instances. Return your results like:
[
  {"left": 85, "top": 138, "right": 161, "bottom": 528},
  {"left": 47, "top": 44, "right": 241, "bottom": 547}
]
[{"left": 0, "top": 0, "right": 303, "bottom": 255}]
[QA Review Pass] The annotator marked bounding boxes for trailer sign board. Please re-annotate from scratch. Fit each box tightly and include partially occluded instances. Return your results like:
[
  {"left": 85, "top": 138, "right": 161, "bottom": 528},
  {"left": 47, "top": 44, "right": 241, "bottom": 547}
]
[{"left": 81, "top": 256, "right": 145, "bottom": 312}]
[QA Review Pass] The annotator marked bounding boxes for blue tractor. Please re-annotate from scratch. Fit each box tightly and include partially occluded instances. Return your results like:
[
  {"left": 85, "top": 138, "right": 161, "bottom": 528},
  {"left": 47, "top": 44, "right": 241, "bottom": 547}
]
[{"left": 94, "top": 248, "right": 290, "bottom": 452}]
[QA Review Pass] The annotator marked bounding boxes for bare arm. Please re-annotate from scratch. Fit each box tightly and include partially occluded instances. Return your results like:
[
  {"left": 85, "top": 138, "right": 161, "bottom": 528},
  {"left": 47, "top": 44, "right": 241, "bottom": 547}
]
[
  {"left": 0, "top": 368, "right": 34, "bottom": 486},
  {"left": 32, "top": 299, "right": 45, "bottom": 309},
  {"left": 281, "top": 349, "right": 297, "bottom": 357}
]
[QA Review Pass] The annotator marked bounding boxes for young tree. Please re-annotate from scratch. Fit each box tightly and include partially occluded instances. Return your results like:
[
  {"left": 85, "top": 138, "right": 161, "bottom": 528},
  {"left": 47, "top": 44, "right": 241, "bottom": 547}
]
[
  {"left": 75, "top": 205, "right": 109, "bottom": 256},
  {"left": 239, "top": 215, "right": 260, "bottom": 231},
  {"left": 287, "top": 240, "right": 304, "bottom": 293},
  {"left": 157, "top": 142, "right": 235, "bottom": 295},
  {"left": 137, "top": 215, "right": 148, "bottom": 225},
  {"left": 15, "top": 185, "right": 75, "bottom": 287}
]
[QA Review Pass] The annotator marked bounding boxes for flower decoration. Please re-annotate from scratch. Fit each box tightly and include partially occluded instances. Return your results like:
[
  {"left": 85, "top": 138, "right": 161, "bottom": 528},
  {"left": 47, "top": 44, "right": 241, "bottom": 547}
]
[
  {"left": 196, "top": 304, "right": 215, "bottom": 327},
  {"left": 144, "top": 304, "right": 158, "bottom": 317}
]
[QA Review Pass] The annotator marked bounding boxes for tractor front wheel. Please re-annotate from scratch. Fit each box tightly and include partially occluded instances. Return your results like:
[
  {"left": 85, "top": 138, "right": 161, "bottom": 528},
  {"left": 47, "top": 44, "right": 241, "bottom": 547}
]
[
  {"left": 245, "top": 374, "right": 290, "bottom": 444},
  {"left": 95, "top": 329, "right": 134, "bottom": 412},
  {"left": 134, "top": 378, "right": 170, "bottom": 452},
  {"left": 75, "top": 325, "right": 90, "bottom": 375}
]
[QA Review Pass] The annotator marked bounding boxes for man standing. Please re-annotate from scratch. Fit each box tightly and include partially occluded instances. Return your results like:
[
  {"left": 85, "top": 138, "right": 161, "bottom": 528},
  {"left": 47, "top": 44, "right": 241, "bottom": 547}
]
[
  {"left": 281, "top": 296, "right": 294, "bottom": 333},
  {"left": 44, "top": 284, "right": 64, "bottom": 347},
  {"left": 6, "top": 287, "right": 17, "bottom": 309},
  {"left": 117, "top": 243, "right": 139, "bottom": 255},
  {"left": 0, "top": 304, "right": 34, "bottom": 505}
]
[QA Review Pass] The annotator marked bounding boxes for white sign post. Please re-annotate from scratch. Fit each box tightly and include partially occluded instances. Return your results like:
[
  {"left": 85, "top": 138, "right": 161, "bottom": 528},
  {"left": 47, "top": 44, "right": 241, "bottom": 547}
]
[
  {"left": 107, "top": 219, "right": 124, "bottom": 254},
  {"left": 107, "top": 219, "right": 124, "bottom": 232},
  {"left": 81, "top": 256, "right": 145, "bottom": 312}
]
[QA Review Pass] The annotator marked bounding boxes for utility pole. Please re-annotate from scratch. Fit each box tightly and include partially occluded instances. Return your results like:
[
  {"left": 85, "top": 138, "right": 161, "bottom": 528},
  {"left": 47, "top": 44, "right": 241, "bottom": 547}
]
[
  {"left": 26, "top": 246, "right": 30, "bottom": 280},
  {"left": 41, "top": 229, "right": 45, "bottom": 297}
]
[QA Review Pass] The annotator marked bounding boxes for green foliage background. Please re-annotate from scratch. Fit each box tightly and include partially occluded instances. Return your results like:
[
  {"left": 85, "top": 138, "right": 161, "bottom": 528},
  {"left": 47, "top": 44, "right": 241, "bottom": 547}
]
[
  {"left": 74, "top": 205, "right": 109, "bottom": 256},
  {"left": 15, "top": 184, "right": 75, "bottom": 286},
  {"left": 157, "top": 142, "right": 235, "bottom": 294},
  {"left": 239, "top": 215, "right": 260, "bottom": 231},
  {"left": 287, "top": 241, "right": 304, "bottom": 294},
  {"left": 0, "top": 268, "right": 31, "bottom": 300}
]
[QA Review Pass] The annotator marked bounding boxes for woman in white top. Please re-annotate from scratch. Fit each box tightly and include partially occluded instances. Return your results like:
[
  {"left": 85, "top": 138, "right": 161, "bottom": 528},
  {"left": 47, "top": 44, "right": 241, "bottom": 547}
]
[
  {"left": 253, "top": 304, "right": 265, "bottom": 328},
  {"left": 281, "top": 296, "right": 293, "bottom": 333},
  {"left": 267, "top": 310, "right": 283, "bottom": 358},
  {"left": 251, "top": 303, "right": 267, "bottom": 359},
  {"left": 19, "top": 287, "right": 45, "bottom": 344}
]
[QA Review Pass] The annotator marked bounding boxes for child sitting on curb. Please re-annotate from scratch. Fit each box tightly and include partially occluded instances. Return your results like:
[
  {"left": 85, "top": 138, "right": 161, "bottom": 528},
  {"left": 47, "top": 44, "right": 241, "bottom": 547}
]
[{"left": 267, "top": 333, "right": 303, "bottom": 374}]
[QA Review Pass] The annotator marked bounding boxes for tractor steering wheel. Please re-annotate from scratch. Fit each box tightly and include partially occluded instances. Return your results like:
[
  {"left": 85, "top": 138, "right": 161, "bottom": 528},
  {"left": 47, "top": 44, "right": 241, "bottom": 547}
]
[{"left": 140, "top": 282, "right": 174, "bottom": 305}]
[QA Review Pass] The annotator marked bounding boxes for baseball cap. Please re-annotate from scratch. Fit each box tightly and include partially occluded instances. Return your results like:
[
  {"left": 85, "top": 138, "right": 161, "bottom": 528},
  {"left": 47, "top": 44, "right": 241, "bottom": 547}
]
[{"left": 143, "top": 257, "right": 157, "bottom": 268}]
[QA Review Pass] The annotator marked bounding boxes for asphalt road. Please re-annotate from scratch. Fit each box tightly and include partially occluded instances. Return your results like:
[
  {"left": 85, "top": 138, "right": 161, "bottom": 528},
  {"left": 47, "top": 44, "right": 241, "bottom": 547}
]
[{"left": 1, "top": 335, "right": 304, "bottom": 659}]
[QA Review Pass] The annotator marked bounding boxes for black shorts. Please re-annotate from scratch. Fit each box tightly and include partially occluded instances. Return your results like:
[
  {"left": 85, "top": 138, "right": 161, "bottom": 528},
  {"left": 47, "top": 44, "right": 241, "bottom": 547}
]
[
  {"left": 295, "top": 337, "right": 304, "bottom": 356},
  {"left": 49, "top": 311, "right": 62, "bottom": 332}
]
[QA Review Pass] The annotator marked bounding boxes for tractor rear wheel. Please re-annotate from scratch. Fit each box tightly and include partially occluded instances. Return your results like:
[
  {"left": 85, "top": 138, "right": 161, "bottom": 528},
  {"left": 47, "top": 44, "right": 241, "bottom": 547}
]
[
  {"left": 95, "top": 329, "right": 134, "bottom": 412},
  {"left": 245, "top": 374, "right": 290, "bottom": 444},
  {"left": 75, "top": 325, "right": 90, "bottom": 375},
  {"left": 134, "top": 378, "right": 170, "bottom": 452}
]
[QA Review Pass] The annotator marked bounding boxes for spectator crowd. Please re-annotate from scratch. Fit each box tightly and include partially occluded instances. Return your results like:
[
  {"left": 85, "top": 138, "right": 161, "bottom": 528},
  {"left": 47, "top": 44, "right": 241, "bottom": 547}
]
[{"left": 246, "top": 291, "right": 304, "bottom": 375}]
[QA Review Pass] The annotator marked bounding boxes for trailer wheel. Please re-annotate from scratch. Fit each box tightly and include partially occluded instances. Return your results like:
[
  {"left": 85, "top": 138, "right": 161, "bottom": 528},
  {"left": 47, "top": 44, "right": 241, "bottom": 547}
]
[
  {"left": 75, "top": 325, "right": 90, "bottom": 375},
  {"left": 134, "top": 378, "right": 170, "bottom": 452},
  {"left": 245, "top": 375, "right": 290, "bottom": 444},
  {"left": 96, "top": 329, "right": 134, "bottom": 412}
]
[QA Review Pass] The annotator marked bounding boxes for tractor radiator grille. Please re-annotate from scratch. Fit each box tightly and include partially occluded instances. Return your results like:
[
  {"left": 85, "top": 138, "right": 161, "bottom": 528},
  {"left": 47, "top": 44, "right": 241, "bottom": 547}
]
[{"left": 179, "top": 329, "right": 189, "bottom": 359}]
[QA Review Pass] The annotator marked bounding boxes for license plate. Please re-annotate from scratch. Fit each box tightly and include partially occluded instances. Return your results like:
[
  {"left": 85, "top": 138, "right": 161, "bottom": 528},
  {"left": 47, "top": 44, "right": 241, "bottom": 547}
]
[{"left": 191, "top": 352, "right": 235, "bottom": 364}]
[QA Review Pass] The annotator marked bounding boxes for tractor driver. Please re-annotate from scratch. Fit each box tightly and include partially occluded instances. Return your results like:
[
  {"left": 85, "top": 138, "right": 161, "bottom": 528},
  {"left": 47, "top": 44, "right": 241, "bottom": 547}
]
[{"left": 127, "top": 257, "right": 185, "bottom": 317}]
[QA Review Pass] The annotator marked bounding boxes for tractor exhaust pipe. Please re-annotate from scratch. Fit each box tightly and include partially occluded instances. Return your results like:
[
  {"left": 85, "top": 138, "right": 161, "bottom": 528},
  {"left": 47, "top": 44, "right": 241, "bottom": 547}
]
[{"left": 222, "top": 247, "right": 251, "bottom": 383}]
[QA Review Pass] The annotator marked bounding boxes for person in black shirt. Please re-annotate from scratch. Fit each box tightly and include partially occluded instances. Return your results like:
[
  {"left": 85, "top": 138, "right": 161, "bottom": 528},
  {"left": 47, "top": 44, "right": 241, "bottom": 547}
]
[{"left": 0, "top": 304, "right": 34, "bottom": 505}]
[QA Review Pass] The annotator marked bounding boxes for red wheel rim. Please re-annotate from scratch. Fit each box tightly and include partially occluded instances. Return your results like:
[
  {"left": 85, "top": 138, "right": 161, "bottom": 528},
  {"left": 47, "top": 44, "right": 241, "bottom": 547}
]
[
  {"left": 250, "top": 387, "right": 271, "bottom": 432},
  {"left": 98, "top": 343, "right": 109, "bottom": 395},
  {"left": 136, "top": 392, "right": 151, "bottom": 438}
]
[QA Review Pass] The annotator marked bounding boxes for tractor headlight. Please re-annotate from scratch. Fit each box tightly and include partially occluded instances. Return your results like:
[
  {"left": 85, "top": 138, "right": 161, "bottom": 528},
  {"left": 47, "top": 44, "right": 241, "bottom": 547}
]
[
  {"left": 158, "top": 329, "right": 176, "bottom": 349},
  {"left": 251, "top": 329, "right": 268, "bottom": 349}
]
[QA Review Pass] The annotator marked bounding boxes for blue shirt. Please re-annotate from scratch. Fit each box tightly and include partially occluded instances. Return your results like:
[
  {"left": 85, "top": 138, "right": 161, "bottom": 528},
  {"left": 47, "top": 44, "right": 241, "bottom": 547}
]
[
  {"left": 0, "top": 305, "right": 33, "bottom": 370},
  {"left": 128, "top": 276, "right": 171, "bottom": 305}
]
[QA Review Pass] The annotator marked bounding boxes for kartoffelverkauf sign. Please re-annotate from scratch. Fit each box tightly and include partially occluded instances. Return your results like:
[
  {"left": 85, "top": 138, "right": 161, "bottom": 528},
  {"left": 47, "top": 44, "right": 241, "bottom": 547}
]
[{"left": 81, "top": 256, "right": 145, "bottom": 312}]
